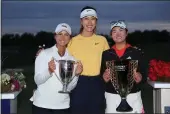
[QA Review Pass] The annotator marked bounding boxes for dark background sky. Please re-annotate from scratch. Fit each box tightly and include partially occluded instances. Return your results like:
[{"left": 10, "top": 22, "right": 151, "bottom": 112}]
[{"left": 2, "top": 1, "right": 170, "bottom": 35}]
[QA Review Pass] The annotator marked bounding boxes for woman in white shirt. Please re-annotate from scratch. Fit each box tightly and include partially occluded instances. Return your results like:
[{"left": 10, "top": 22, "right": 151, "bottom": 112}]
[{"left": 31, "top": 23, "right": 83, "bottom": 114}]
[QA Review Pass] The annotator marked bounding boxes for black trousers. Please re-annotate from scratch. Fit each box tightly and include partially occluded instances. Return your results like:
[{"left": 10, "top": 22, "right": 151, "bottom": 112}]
[
  {"left": 32, "top": 104, "right": 69, "bottom": 114},
  {"left": 70, "top": 76, "right": 106, "bottom": 114}
]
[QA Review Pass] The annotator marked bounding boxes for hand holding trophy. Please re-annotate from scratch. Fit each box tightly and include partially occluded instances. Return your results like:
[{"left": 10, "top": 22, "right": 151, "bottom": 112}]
[
  {"left": 106, "top": 60, "right": 138, "bottom": 112},
  {"left": 48, "top": 58, "right": 56, "bottom": 74},
  {"left": 75, "top": 61, "right": 83, "bottom": 76},
  {"left": 103, "top": 69, "right": 111, "bottom": 82},
  {"left": 133, "top": 68, "right": 142, "bottom": 83}
]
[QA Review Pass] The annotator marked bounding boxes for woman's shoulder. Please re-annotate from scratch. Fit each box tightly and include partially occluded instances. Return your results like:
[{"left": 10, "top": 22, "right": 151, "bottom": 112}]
[
  {"left": 68, "top": 34, "right": 81, "bottom": 44},
  {"left": 92, "top": 34, "right": 108, "bottom": 44},
  {"left": 66, "top": 49, "right": 77, "bottom": 61},
  {"left": 129, "top": 46, "right": 144, "bottom": 55},
  {"left": 35, "top": 48, "right": 53, "bottom": 61},
  {"left": 43, "top": 46, "right": 54, "bottom": 54},
  {"left": 95, "top": 34, "right": 106, "bottom": 39},
  {"left": 102, "top": 48, "right": 114, "bottom": 55},
  {"left": 72, "top": 34, "right": 81, "bottom": 39}
]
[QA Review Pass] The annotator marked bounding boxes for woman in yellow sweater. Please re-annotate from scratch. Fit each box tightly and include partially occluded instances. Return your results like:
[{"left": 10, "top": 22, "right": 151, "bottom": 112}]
[{"left": 67, "top": 6, "right": 109, "bottom": 114}]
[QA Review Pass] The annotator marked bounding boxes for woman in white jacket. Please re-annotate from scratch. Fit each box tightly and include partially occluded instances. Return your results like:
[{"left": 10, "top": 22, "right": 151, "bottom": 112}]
[{"left": 31, "top": 23, "right": 83, "bottom": 114}]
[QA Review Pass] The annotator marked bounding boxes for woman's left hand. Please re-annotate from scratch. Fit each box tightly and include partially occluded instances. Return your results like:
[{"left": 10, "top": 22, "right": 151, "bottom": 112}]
[
  {"left": 133, "top": 68, "right": 142, "bottom": 83},
  {"left": 75, "top": 61, "right": 83, "bottom": 75}
]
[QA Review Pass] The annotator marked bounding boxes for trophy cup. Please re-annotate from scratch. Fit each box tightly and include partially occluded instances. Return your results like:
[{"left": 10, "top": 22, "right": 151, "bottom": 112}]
[
  {"left": 54, "top": 60, "right": 76, "bottom": 94},
  {"left": 106, "top": 60, "right": 138, "bottom": 112}
]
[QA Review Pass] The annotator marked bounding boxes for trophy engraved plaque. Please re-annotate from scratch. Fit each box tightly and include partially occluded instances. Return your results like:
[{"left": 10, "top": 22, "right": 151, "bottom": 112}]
[{"left": 106, "top": 60, "right": 138, "bottom": 112}]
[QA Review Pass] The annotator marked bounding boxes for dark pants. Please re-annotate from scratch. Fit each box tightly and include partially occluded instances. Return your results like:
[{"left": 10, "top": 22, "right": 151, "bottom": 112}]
[
  {"left": 32, "top": 105, "right": 69, "bottom": 114},
  {"left": 70, "top": 75, "right": 106, "bottom": 114}
]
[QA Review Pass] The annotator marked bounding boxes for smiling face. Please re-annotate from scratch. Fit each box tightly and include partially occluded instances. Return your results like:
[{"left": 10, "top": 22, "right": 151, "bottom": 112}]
[
  {"left": 111, "top": 27, "right": 128, "bottom": 43},
  {"left": 55, "top": 30, "right": 70, "bottom": 47},
  {"left": 81, "top": 16, "right": 97, "bottom": 33}
]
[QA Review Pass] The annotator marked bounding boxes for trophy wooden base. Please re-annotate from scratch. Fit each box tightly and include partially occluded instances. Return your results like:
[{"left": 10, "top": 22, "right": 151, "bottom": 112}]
[{"left": 116, "top": 98, "right": 133, "bottom": 112}]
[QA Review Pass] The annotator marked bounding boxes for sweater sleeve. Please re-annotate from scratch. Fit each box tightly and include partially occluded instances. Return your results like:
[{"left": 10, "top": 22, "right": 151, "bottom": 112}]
[
  {"left": 136, "top": 50, "right": 147, "bottom": 87},
  {"left": 34, "top": 50, "right": 51, "bottom": 86}
]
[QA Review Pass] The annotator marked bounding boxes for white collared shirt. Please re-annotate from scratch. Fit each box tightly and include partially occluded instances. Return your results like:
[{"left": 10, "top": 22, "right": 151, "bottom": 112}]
[{"left": 31, "top": 45, "right": 78, "bottom": 109}]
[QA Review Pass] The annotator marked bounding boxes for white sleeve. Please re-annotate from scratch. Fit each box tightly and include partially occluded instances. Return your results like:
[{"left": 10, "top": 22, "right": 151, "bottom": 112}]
[
  {"left": 34, "top": 51, "right": 51, "bottom": 86},
  {"left": 67, "top": 62, "right": 79, "bottom": 91}
]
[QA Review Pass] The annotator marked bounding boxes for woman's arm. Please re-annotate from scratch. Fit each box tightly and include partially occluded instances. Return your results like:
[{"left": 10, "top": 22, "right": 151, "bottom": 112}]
[
  {"left": 34, "top": 51, "right": 51, "bottom": 86},
  {"left": 136, "top": 50, "right": 147, "bottom": 86}
]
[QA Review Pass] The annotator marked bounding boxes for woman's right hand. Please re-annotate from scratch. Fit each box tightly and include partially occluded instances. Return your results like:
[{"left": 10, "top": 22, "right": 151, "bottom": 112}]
[
  {"left": 48, "top": 58, "right": 56, "bottom": 74},
  {"left": 103, "top": 69, "right": 111, "bottom": 82}
]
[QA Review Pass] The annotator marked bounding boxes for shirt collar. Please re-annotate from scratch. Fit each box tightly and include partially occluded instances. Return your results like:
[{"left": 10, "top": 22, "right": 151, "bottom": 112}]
[
  {"left": 52, "top": 45, "right": 69, "bottom": 59},
  {"left": 112, "top": 43, "right": 131, "bottom": 50}
]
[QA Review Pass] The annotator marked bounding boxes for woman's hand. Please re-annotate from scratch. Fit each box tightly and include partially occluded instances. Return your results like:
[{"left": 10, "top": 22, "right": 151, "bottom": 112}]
[
  {"left": 35, "top": 45, "right": 45, "bottom": 58},
  {"left": 75, "top": 61, "right": 83, "bottom": 75},
  {"left": 48, "top": 58, "right": 56, "bottom": 74},
  {"left": 103, "top": 69, "right": 111, "bottom": 82},
  {"left": 133, "top": 68, "right": 142, "bottom": 83}
]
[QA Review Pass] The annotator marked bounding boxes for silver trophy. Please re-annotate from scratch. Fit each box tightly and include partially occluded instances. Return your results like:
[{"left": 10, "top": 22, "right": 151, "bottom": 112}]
[
  {"left": 106, "top": 60, "right": 138, "bottom": 112},
  {"left": 54, "top": 60, "right": 76, "bottom": 94}
]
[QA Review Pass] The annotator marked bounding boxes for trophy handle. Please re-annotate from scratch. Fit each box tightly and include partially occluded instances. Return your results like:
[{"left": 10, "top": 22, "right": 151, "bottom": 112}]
[
  {"left": 127, "top": 60, "right": 138, "bottom": 94},
  {"left": 53, "top": 58, "right": 64, "bottom": 85},
  {"left": 106, "top": 61, "right": 120, "bottom": 94}
]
